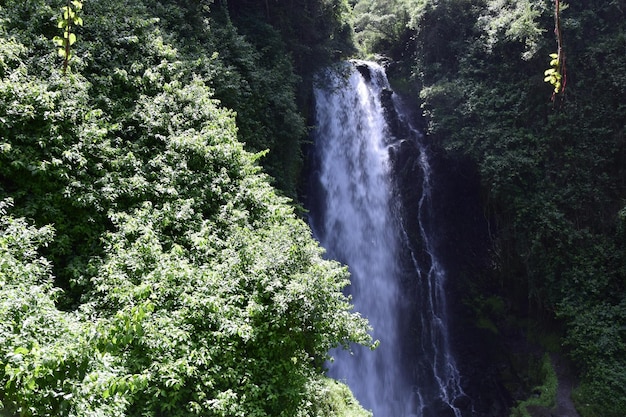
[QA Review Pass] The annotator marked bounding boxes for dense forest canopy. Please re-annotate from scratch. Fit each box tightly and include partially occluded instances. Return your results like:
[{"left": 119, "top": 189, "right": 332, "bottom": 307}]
[
  {"left": 1, "top": 0, "right": 625, "bottom": 416},
  {"left": 0, "top": 0, "right": 372, "bottom": 416}
]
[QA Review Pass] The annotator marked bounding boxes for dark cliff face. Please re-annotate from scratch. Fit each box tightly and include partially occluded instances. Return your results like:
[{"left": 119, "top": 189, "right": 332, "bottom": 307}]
[
  {"left": 382, "top": 87, "right": 513, "bottom": 417},
  {"left": 427, "top": 150, "right": 514, "bottom": 417}
]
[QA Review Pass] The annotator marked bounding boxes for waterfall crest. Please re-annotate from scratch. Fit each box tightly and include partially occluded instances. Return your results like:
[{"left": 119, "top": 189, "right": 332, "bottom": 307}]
[{"left": 308, "top": 61, "right": 467, "bottom": 417}]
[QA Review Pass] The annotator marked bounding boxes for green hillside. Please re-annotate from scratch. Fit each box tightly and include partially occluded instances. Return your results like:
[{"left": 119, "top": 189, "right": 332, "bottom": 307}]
[{"left": 0, "top": 1, "right": 371, "bottom": 416}]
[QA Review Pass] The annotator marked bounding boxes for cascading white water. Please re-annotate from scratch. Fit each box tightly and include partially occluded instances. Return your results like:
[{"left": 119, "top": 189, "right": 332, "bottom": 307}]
[
  {"left": 311, "top": 61, "right": 415, "bottom": 417},
  {"left": 309, "top": 61, "right": 466, "bottom": 417}
]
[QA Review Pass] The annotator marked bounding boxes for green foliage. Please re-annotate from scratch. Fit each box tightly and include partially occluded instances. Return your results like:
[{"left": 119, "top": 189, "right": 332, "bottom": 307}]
[
  {"left": 408, "top": 0, "right": 478, "bottom": 83},
  {"left": 468, "top": 295, "right": 506, "bottom": 335},
  {"left": 572, "top": 357, "right": 626, "bottom": 417},
  {"left": 0, "top": 40, "right": 110, "bottom": 301},
  {"left": 350, "top": 0, "right": 412, "bottom": 56},
  {"left": 222, "top": 0, "right": 358, "bottom": 195},
  {"left": 509, "top": 354, "right": 557, "bottom": 417},
  {"left": 0, "top": 1, "right": 371, "bottom": 416},
  {"left": 544, "top": 53, "right": 563, "bottom": 93},
  {"left": 303, "top": 377, "right": 372, "bottom": 417},
  {"left": 226, "top": 0, "right": 355, "bottom": 68},
  {"left": 563, "top": 301, "right": 626, "bottom": 417},
  {"left": 208, "top": 8, "right": 306, "bottom": 197},
  {"left": 0, "top": 200, "right": 127, "bottom": 416},
  {"left": 86, "top": 198, "right": 371, "bottom": 416},
  {"left": 52, "top": 0, "right": 83, "bottom": 73},
  {"left": 478, "top": 0, "right": 546, "bottom": 60},
  {"left": 544, "top": 0, "right": 566, "bottom": 96}
]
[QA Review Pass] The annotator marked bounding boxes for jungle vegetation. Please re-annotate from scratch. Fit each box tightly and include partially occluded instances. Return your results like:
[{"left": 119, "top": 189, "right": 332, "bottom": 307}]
[
  {"left": 0, "top": 0, "right": 371, "bottom": 416},
  {"left": 1, "top": 0, "right": 625, "bottom": 416}
]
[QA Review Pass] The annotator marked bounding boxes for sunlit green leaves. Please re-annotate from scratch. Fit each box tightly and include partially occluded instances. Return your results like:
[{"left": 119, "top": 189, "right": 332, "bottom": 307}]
[
  {"left": 350, "top": 0, "right": 412, "bottom": 55},
  {"left": 53, "top": 0, "right": 83, "bottom": 72},
  {"left": 478, "top": 0, "right": 547, "bottom": 59},
  {"left": 544, "top": 53, "right": 563, "bottom": 94},
  {"left": 0, "top": 205, "right": 126, "bottom": 416}
]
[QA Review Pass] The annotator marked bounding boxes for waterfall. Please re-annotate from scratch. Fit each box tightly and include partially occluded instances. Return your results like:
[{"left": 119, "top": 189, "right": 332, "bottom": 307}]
[{"left": 308, "top": 61, "right": 467, "bottom": 417}]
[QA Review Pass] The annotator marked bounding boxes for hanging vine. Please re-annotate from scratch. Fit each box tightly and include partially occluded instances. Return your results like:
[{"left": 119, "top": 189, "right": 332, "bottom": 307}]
[
  {"left": 544, "top": 0, "right": 565, "bottom": 98},
  {"left": 52, "top": 0, "right": 83, "bottom": 74}
]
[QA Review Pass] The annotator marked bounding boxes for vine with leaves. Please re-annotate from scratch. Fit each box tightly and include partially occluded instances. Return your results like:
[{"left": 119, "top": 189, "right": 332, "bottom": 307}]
[
  {"left": 52, "top": 0, "right": 83, "bottom": 73},
  {"left": 544, "top": 0, "right": 565, "bottom": 98}
]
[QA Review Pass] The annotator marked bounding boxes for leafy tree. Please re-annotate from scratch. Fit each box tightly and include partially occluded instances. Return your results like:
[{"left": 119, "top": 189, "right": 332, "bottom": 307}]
[
  {"left": 0, "top": 200, "right": 127, "bottom": 416},
  {"left": 221, "top": 0, "right": 359, "bottom": 196},
  {"left": 478, "top": 0, "right": 547, "bottom": 60},
  {"left": 0, "top": 1, "right": 372, "bottom": 415},
  {"left": 350, "top": 0, "right": 412, "bottom": 55}
]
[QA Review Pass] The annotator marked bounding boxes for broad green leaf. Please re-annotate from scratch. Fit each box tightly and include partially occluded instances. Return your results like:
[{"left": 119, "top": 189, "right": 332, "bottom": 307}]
[{"left": 26, "top": 378, "right": 37, "bottom": 390}]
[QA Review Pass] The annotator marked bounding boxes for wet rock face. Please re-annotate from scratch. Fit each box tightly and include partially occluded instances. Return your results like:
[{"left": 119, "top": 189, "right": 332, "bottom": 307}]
[
  {"left": 380, "top": 88, "right": 414, "bottom": 143},
  {"left": 355, "top": 62, "right": 371, "bottom": 81},
  {"left": 424, "top": 149, "right": 520, "bottom": 417},
  {"left": 383, "top": 88, "right": 514, "bottom": 417}
]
